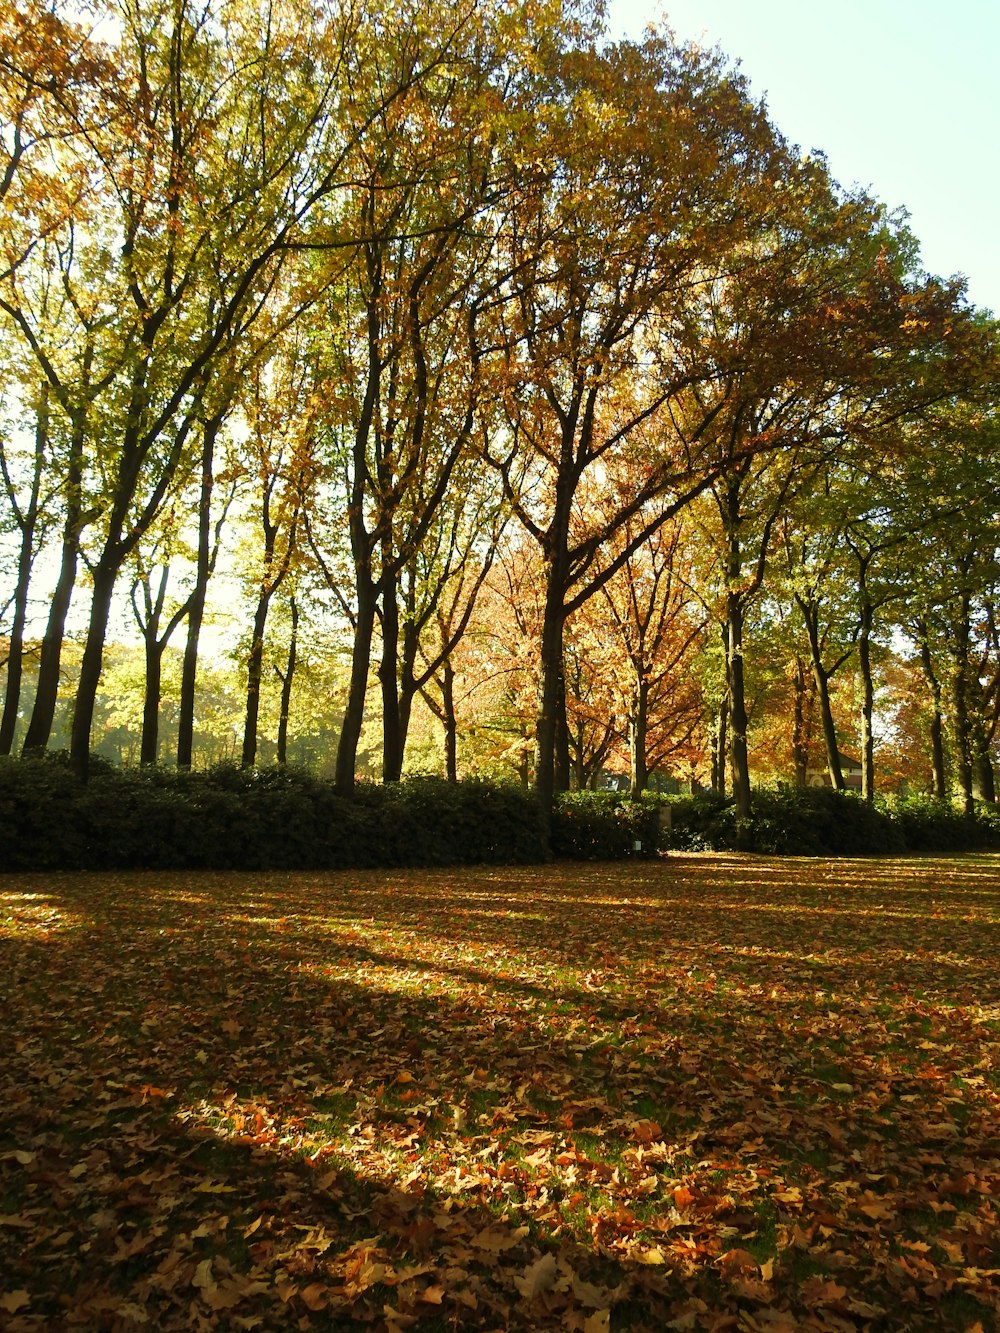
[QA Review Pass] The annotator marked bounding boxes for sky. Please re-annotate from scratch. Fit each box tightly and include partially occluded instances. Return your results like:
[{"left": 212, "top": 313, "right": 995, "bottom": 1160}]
[{"left": 606, "top": 0, "right": 1000, "bottom": 315}]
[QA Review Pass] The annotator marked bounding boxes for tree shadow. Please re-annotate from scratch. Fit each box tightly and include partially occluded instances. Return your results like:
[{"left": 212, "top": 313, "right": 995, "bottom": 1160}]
[{"left": 2, "top": 859, "right": 999, "bottom": 1329}]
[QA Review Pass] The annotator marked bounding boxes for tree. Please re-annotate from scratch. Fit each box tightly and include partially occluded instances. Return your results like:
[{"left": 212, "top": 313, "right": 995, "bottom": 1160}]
[
  {"left": 3, "top": 0, "right": 455, "bottom": 777},
  {"left": 583, "top": 507, "right": 707, "bottom": 793},
  {"left": 302, "top": 0, "right": 535, "bottom": 791},
  {"left": 236, "top": 332, "right": 317, "bottom": 768},
  {"left": 486, "top": 31, "right": 790, "bottom": 819}
]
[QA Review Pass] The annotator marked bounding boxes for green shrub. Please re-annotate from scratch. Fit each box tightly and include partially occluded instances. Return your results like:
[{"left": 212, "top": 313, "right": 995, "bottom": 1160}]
[
  {"left": 551, "top": 790, "right": 659, "bottom": 860},
  {"left": 0, "top": 760, "right": 546, "bottom": 871},
  {"left": 657, "top": 792, "right": 732, "bottom": 851},
  {"left": 889, "top": 793, "right": 983, "bottom": 852},
  {"left": 3, "top": 755, "right": 999, "bottom": 870}
]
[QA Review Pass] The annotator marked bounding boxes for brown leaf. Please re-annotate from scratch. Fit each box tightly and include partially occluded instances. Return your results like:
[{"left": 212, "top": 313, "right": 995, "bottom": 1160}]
[
  {"left": 300, "top": 1282, "right": 328, "bottom": 1311},
  {"left": 799, "top": 1276, "right": 847, "bottom": 1306},
  {"left": 514, "top": 1252, "right": 558, "bottom": 1298}
]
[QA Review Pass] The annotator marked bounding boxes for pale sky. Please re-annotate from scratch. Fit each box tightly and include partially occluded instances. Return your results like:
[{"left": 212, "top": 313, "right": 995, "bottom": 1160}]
[{"left": 607, "top": 0, "right": 1000, "bottom": 315}]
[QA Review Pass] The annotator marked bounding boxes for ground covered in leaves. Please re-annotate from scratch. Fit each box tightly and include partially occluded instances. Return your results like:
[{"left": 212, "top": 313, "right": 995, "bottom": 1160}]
[{"left": 1, "top": 854, "right": 998, "bottom": 1331}]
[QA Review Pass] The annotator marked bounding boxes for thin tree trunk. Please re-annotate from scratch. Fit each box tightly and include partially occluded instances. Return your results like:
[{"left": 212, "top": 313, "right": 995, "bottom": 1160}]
[
  {"left": 380, "top": 566, "right": 402, "bottom": 782},
  {"left": 242, "top": 589, "right": 273, "bottom": 769},
  {"left": 797, "top": 597, "right": 845, "bottom": 789},
  {"left": 134, "top": 565, "right": 167, "bottom": 765},
  {"left": 916, "top": 624, "right": 946, "bottom": 798},
  {"left": 630, "top": 672, "right": 649, "bottom": 796},
  {"left": 858, "top": 597, "right": 875, "bottom": 803},
  {"left": 726, "top": 589, "right": 752, "bottom": 844},
  {"left": 968, "top": 675, "right": 995, "bottom": 803},
  {"left": 395, "top": 615, "right": 419, "bottom": 780},
  {"left": 534, "top": 573, "right": 567, "bottom": 819},
  {"left": 554, "top": 663, "right": 571, "bottom": 793},
  {"left": 275, "top": 596, "right": 298, "bottom": 765},
  {"left": 22, "top": 405, "right": 87, "bottom": 754},
  {"left": 791, "top": 656, "right": 811, "bottom": 787},
  {"left": 177, "top": 416, "right": 220, "bottom": 769},
  {"left": 441, "top": 660, "right": 457, "bottom": 782},
  {"left": 141, "top": 642, "right": 164, "bottom": 765},
  {"left": 950, "top": 596, "right": 974, "bottom": 815},
  {"left": 0, "top": 387, "right": 47, "bottom": 754},
  {"left": 335, "top": 579, "right": 378, "bottom": 794},
  {"left": 713, "top": 700, "right": 728, "bottom": 797},
  {"left": 70, "top": 559, "right": 119, "bottom": 779}
]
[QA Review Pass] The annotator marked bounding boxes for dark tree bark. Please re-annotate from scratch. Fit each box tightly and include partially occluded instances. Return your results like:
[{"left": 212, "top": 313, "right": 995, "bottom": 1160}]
[
  {"left": 177, "top": 413, "right": 229, "bottom": 769},
  {"left": 856, "top": 566, "right": 876, "bottom": 802},
  {"left": 629, "top": 674, "right": 649, "bottom": 796},
  {"left": 796, "top": 593, "right": 849, "bottom": 790},
  {"left": 22, "top": 397, "right": 89, "bottom": 754},
  {"left": 379, "top": 535, "right": 403, "bottom": 783},
  {"left": 791, "top": 656, "right": 813, "bottom": 787},
  {"left": 948, "top": 591, "right": 975, "bottom": 816},
  {"left": 915, "top": 624, "right": 947, "bottom": 799},
  {"left": 0, "top": 385, "right": 47, "bottom": 754},
  {"left": 275, "top": 596, "right": 298, "bottom": 765},
  {"left": 132, "top": 566, "right": 169, "bottom": 765}
]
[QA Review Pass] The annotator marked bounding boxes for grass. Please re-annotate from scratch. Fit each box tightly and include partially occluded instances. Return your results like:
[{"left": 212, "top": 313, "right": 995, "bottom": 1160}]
[{"left": 0, "top": 853, "right": 998, "bottom": 1330}]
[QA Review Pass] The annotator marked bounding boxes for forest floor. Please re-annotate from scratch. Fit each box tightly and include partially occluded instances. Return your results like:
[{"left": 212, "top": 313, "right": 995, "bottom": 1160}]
[{"left": 1, "top": 854, "right": 998, "bottom": 1332}]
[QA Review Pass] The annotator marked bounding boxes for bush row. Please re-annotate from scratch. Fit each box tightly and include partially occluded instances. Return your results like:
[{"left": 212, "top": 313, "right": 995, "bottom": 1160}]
[
  {"left": 2, "top": 757, "right": 998, "bottom": 871},
  {"left": 656, "top": 786, "right": 1000, "bottom": 857},
  {"left": 0, "top": 758, "right": 547, "bottom": 871}
]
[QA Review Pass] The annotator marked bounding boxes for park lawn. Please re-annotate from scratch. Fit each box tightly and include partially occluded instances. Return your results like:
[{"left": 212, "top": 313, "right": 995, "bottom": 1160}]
[{"left": 0, "top": 855, "right": 998, "bottom": 1332}]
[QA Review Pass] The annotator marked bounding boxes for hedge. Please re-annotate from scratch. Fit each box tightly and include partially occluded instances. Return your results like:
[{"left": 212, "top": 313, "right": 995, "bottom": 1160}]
[
  {"left": 0, "top": 758, "right": 547, "bottom": 872},
  {"left": 2, "top": 756, "right": 998, "bottom": 870}
]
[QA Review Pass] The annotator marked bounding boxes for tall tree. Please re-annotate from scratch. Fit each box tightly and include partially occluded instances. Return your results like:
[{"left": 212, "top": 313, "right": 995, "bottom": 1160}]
[
  {"left": 304, "top": 0, "right": 541, "bottom": 791},
  {"left": 3, "top": 0, "right": 455, "bottom": 777},
  {"left": 486, "top": 32, "right": 791, "bottom": 819}
]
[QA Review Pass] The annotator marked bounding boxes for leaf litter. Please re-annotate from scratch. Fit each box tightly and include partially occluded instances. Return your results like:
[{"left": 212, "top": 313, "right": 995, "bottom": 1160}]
[{"left": 1, "top": 853, "right": 998, "bottom": 1330}]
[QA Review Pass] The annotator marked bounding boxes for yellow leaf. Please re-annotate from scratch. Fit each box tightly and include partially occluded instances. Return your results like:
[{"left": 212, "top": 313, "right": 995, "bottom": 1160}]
[{"left": 584, "top": 1312, "right": 611, "bottom": 1333}]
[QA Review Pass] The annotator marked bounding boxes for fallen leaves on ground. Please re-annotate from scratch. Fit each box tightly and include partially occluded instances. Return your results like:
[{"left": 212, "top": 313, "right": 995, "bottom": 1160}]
[{"left": 1, "top": 853, "right": 998, "bottom": 1330}]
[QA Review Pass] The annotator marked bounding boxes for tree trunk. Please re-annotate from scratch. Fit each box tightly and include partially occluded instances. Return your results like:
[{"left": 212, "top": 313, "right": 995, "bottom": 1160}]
[
  {"left": 630, "top": 672, "right": 649, "bottom": 796},
  {"left": 335, "top": 578, "right": 378, "bottom": 794},
  {"left": 441, "top": 660, "right": 457, "bottom": 782},
  {"left": 555, "top": 663, "right": 571, "bottom": 792},
  {"left": 135, "top": 566, "right": 170, "bottom": 765},
  {"left": 276, "top": 596, "right": 298, "bottom": 765},
  {"left": 726, "top": 588, "right": 752, "bottom": 844},
  {"left": 712, "top": 700, "right": 728, "bottom": 797},
  {"left": 968, "top": 675, "right": 995, "bottom": 803},
  {"left": 858, "top": 596, "right": 875, "bottom": 803},
  {"left": 916, "top": 624, "right": 946, "bottom": 798},
  {"left": 394, "top": 613, "right": 420, "bottom": 781},
  {"left": 380, "top": 566, "right": 403, "bottom": 782},
  {"left": 177, "top": 417, "right": 219, "bottom": 769},
  {"left": 69, "top": 559, "right": 119, "bottom": 779},
  {"left": 791, "top": 656, "right": 811, "bottom": 787},
  {"left": 141, "top": 641, "right": 164, "bottom": 765},
  {"left": 242, "top": 588, "right": 273, "bottom": 768},
  {"left": 0, "top": 386, "right": 47, "bottom": 755},
  {"left": 950, "top": 597, "right": 974, "bottom": 815},
  {"left": 22, "top": 406, "right": 87, "bottom": 754},
  {"left": 798, "top": 597, "right": 845, "bottom": 789},
  {"left": 534, "top": 572, "right": 568, "bottom": 818}
]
